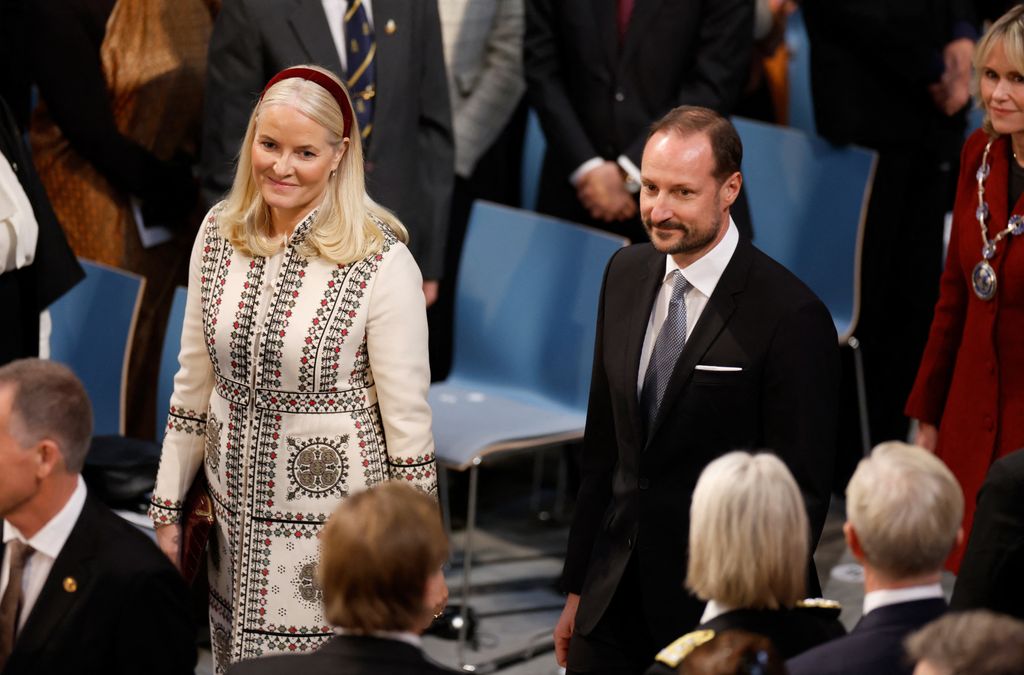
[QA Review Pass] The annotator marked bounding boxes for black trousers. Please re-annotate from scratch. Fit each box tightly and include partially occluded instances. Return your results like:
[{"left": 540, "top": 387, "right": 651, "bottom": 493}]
[{"left": 567, "top": 555, "right": 661, "bottom": 675}]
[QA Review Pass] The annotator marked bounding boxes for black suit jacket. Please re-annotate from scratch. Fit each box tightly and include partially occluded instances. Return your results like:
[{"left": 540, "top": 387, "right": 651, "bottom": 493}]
[
  {"left": 564, "top": 237, "right": 840, "bottom": 647},
  {"left": 226, "top": 634, "right": 457, "bottom": 675},
  {"left": 525, "top": 0, "right": 752, "bottom": 232},
  {"left": 0, "top": 96, "right": 82, "bottom": 364},
  {"left": 950, "top": 448, "right": 1024, "bottom": 620},
  {"left": 200, "top": 0, "right": 454, "bottom": 279},
  {"left": 786, "top": 598, "right": 948, "bottom": 675},
  {"left": 1, "top": 494, "right": 195, "bottom": 675}
]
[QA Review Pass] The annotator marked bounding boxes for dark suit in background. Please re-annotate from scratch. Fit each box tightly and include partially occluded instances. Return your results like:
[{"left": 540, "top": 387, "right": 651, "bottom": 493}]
[
  {"left": 227, "top": 635, "right": 457, "bottom": 675},
  {"left": 1, "top": 495, "right": 195, "bottom": 675},
  {"left": 565, "top": 236, "right": 839, "bottom": 669},
  {"left": 525, "top": 0, "right": 754, "bottom": 242},
  {"left": 201, "top": 0, "right": 454, "bottom": 280},
  {"left": 950, "top": 449, "right": 1024, "bottom": 620},
  {"left": 0, "top": 97, "right": 82, "bottom": 365},
  {"left": 801, "top": 0, "right": 975, "bottom": 480},
  {"left": 786, "top": 598, "right": 947, "bottom": 675}
]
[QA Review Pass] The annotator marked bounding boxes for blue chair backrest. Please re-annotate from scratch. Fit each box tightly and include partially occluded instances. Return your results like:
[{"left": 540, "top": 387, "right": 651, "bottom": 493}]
[
  {"left": 520, "top": 109, "right": 547, "bottom": 211},
  {"left": 450, "top": 202, "right": 626, "bottom": 410},
  {"left": 786, "top": 7, "right": 817, "bottom": 134},
  {"left": 156, "top": 286, "right": 188, "bottom": 443},
  {"left": 733, "top": 117, "right": 876, "bottom": 340},
  {"left": 48, "top": 259, "right": 145, "bottom": 436}
]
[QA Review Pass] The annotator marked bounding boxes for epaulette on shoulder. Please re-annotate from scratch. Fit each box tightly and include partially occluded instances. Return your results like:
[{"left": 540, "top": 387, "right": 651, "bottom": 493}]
[
  {"left": 654, "top": 629, "right": 716, "bottom": 668},
  {"left": 796, "top": 597, "right": 842, "bottom": 619}
]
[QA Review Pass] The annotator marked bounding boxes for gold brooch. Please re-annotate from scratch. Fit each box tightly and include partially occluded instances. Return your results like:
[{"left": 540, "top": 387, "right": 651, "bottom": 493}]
[
  {"left": 63, "top": 576, "right": 78, "bottom": 592},
  {"left": 385, "top": 19, "right": 397, "bottom": 35}
]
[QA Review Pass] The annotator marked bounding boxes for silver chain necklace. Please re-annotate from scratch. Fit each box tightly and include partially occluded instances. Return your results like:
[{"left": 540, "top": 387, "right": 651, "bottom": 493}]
[{"left": 973, "top": 139, "right": 1024, "bottom": 300}]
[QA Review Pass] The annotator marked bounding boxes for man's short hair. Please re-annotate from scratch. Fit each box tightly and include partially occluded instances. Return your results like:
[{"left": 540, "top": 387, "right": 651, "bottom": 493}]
[
  {"left": 846, "top": 442, "right": 963, "bottom": 578},
  {"left": 319, "top": 482, "right": 448, "bottom": 632},
  {"left": 687, "top": 451, "right": 808, "bottom": 610},
  {"left": 905, "top": 610, "right": 1024, "bottom": 675},
  {"left": 0, "top": 358, "right": 92, "bottom": 473},
  {"left": 648, "top": 106, "right": 742, "bottom": 182}
]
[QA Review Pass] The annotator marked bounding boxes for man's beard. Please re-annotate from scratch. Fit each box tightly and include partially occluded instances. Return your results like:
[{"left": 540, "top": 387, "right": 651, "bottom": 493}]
[{"left": 642, "top": 211, "right": 722, "bottom": 255}]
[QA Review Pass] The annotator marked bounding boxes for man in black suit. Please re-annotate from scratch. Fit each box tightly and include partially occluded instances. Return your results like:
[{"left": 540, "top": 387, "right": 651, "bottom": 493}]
[
  {"left": 554, "top": 107, "right": 839, "bottom": 674},
  {"left": 525, "top": 0, "right": 754, "bottom": 244},
  {"left": 0, "top": 359, "right": 195, "bottom": 675},
  {"left": 950, "top": 448, "right": 1024, "bottom": 620},
  {"left": 788, "top": 442, "right": 963, "bottom": 675},
  {"left": 201, "top": 0, "right": 454, "bottom": 304},
  {"left": 227, "top": 482, "right": 454, "bottom": 675}
]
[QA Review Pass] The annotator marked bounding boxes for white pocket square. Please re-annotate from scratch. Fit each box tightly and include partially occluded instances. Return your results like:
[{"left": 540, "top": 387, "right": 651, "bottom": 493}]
[{"left": 694, "top": 365, "right": 743, "bottom": 372}]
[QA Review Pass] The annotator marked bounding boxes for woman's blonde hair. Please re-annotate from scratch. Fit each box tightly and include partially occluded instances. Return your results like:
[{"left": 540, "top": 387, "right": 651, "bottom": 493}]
[
  {"left": 218, "top": 65, "right": 407, "bottom": 262},
  {"left": 973, "top": 5, "right": 1024, "bottom": 137},
  {"left": 686, "top": 451, "right": 808, "bottom": 610}
]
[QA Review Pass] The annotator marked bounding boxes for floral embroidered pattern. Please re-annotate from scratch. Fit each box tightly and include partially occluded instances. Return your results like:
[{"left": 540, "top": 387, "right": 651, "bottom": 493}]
[
  {"left": 205, "top": 412, "right": 223, "bottom": 473},
  {"left": 286, "top": 436, "right": 349, "bottom": 500},
  {"left": 294, "top": 559, "right": 323, "bottom": 606},
  {"left": 298, "top": 262, "right": 348, "bottom": 393},
  {"left": 348, "top": 337, "right": 371, "bottom": 388},
  {"left": 166, "top": 405, "right": 207, "bottom": 436},
  {"left": 388, "top": 452, "right": 438, "bottom": 494}
]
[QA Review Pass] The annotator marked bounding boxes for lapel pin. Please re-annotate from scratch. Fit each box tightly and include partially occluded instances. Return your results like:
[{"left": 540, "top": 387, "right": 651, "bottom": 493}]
[
  {"left": 63, "top": 576, "right": 78, "bottom": 592},
  {"left": 385, "top": 19, "right": 397, "bottom": 35}
]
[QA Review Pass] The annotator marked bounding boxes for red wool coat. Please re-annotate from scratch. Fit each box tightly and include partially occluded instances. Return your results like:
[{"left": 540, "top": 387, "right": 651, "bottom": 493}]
[{"left": 906, "top": 129, "right": 1024, "bottom": 572}]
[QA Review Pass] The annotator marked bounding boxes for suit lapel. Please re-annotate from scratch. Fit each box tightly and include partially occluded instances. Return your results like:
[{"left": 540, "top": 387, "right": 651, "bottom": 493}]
[
  {"left": 288, "top": 0, "right": 344, "bottom": 75},
  {"left": 10, "top": 501, "right": 97, "bottom": 661},
  {"left": 620, "top": 0, "right": 667, "bottom": 66},
  {"left": 644, "top": 238, "right": 752, "bottom": 448},
  {"left": 625, "top": 249, "right": 666, "bottom": 444}
]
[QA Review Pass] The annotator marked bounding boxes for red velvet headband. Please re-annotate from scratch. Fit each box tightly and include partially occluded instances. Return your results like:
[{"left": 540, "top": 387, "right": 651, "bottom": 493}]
[{"left": 260, "top": 67, "right": 355, "bottom": 139}]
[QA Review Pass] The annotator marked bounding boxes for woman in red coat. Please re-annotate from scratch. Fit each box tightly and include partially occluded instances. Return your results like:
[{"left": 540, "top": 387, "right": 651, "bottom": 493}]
[{"left": 907, "top": 5, "right": 1024, "bottom": 571}]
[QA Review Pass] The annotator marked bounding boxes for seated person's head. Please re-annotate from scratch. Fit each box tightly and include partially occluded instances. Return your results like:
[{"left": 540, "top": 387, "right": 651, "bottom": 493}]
[
  {"left": 906, "top": 610, "right": 1024, "bottom": 675},
  {"left": 845, "top": 442, "right": 963, "bottom": 582},
  {"left": 687, "top": 451, "right": 807, "bottom": 610},
  {"left": 680, "top": 630, "right": 786, "bottom": 675},
  {"left": 0, "top": 358, "right": 92, "bottom": 519},
  {"left": 319, "top": 482, "right": 447, "bottom": 634}
]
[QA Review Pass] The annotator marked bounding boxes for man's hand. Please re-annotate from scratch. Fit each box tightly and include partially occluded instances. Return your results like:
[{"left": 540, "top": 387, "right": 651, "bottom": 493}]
[
  {"left": 914, "top": 420, "right": 939, "bottom": 452},
  {"left": 155, "top": 523, "right": 182, "bottom": 572},
  {"left": 423, "top": 280, "right": 439, "bottom": 308},
  {"left": 577, "top": 162, "right": 637, "bottom": 222},
  {"left": 930, "top": 38, "right": 974, "bottom": 116},
  {"left": 554, "top": 592, "right": 581, "bottom": 667}
]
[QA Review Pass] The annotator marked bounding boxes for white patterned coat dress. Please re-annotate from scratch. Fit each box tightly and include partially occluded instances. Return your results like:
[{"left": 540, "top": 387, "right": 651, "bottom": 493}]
[{"left": 148, "top": 206, "right": 436, "bottom": 672}]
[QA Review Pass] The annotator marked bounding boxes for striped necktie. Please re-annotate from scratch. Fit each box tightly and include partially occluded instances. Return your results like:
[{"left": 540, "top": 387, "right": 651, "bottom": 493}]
[
  {"left": 641, "top": 270, "right": 692, "bottom": 432},
  {"left": 344, "top": 0, "right": 376, "bottom": 143}
]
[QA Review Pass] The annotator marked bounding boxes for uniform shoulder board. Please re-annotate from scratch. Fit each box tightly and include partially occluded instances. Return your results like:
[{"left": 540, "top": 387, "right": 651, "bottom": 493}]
[
  {"left": 654, "top": 629, "right": 716, "bottom": 668},
  {"left": 796, "top": 597, "right": 843, "bottom": 619}
]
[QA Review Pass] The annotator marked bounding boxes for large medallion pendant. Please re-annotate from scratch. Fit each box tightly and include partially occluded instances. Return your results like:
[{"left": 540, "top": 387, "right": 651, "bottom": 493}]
[{"left": 972, "top": 260, "right": 997, "bottom": 301}]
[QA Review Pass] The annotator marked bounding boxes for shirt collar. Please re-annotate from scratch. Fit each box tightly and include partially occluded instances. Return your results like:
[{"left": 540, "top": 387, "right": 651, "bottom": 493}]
[
  {"left": 862, "top": 583, "right": 944, "bottom": 616},
  {"left": 3, "top": 476, "right": 87, "bottom": 560},
  {"left": 334, "top": 627, "right": 422, "bottom": 648},
  {"left": 699, "top": 599, "right": 735, "bottom": 625},
  {"left": 663, "top": 218, "right": 739, "bottom": 297}
]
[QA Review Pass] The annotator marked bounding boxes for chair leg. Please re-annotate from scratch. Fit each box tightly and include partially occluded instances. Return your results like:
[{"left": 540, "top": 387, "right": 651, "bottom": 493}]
[
  {"left": 849, "top": 336, "right": 872, "bottom": 455},
  {"left": 456, "top": 463, "right": 479, "bottom": 669}
]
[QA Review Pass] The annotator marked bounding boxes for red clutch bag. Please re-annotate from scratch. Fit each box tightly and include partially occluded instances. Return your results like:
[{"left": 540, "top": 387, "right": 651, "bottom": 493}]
[{"left": 181, "top": 472, "right": 214, "bottom": 585}]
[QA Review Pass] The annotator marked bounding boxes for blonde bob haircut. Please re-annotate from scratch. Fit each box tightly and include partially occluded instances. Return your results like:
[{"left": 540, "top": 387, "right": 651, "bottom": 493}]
[
  {"left": 218, "top": 64, "right": 408, "bottom": 262},
  {"left": 686, "top": 451, "right": 808, "bottom": 610},
  {"left": 973, "top": 5, "right": 1024, "bottom": 138},
  {"left": 318, "top": 482, "right": 448, "bottom": 633},
  {"left": 846, "top": 442, "right": 963, "bottom": 578}
]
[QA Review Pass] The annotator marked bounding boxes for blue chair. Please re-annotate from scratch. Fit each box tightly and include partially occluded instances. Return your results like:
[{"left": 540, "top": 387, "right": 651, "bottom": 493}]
[
  {"left": 733, "top": 117, "right": 877, "bottom": 451},
  {"left": 786, "top": 7, "right": 817, "bottom": 134},
  {"left": 520, "top": 108, "right": 547, "bottom": 211},
  {"left": 430, "top": 201, "right": 626, "bottom": 667},
  {"left": 48, "top": 259, "right": 145, "bottom": 436},
  {"left": 156, "top": 286, "right": 188, "bottom": 443}
]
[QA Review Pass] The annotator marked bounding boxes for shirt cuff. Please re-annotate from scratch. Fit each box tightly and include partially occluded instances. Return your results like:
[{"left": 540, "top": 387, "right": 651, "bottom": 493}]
[
  {"left": 617, "top": 155, "right": 641, "bottom": 185},
  {"left": 570, "top": 157, "right": 605, "bottom": 187}
]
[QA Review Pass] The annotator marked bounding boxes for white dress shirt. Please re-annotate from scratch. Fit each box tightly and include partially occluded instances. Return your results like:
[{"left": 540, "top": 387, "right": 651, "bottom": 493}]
[
  {"left": 636, "top": 220, "right": 739, "bottom": 396},
  {"left": 322, "top": 0, "right": 375, "bottom": 72},
  {"left": 0, "top": 477, "right": 87, "bottom": 631},
  {"left": 862, "top": 583, "right": 945, "bottom": 617},
  {"left": 699, "top": 599, "right": 735, "bottom": 625},
  {"left": 0, "top": 150, "right": 38, "bottom": 275}
]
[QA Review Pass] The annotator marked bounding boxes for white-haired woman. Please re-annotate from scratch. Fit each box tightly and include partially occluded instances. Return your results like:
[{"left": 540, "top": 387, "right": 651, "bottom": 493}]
[
  {"left": 147, "top": 65, "right": 439, "bottom": 672},
  {"left": 647, "top": 452, "right": 844, "bottom": 674}
]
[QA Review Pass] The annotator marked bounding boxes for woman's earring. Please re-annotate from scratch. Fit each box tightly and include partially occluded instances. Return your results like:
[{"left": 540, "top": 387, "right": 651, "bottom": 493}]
[{"left": 330, "top": 169, "right": 337, "bottom": 179}]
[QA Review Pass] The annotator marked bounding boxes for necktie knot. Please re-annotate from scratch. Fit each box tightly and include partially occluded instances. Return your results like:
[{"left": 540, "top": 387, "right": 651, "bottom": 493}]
[
  {"left": 0, "top": 539, "right": 35, "bottom": 666},
  {"left": 669, "top": 271, "right": 691, "bottom": 305},
  {"left": 6, "top": 541, "right": 33, "bottom": 573}
]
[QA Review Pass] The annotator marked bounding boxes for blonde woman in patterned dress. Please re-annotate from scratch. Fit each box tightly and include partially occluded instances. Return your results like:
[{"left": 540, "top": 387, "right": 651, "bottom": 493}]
[{"left": 147, "top": 65, "right": 439, "bottom": 672}]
